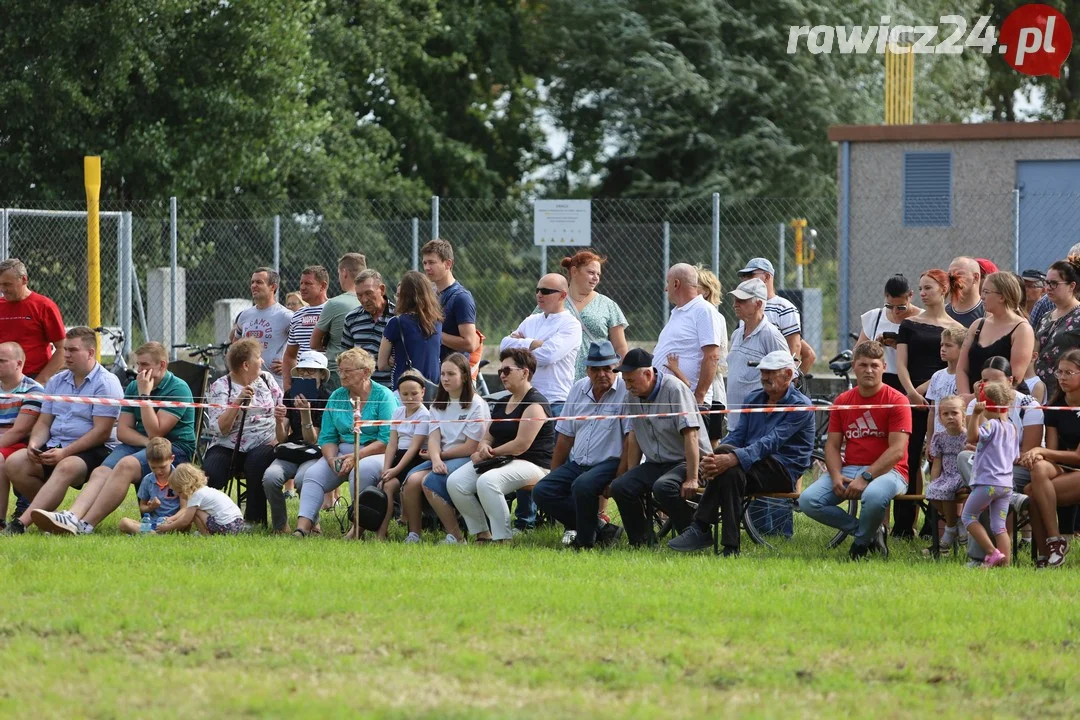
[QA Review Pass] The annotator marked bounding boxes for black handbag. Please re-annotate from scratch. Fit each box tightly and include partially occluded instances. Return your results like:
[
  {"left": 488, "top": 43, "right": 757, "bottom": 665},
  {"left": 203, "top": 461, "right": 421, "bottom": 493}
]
[
  {"left": 354, "top": 485, "right": 389, "bottom": 531},
  {"left": 473, "top": 455, "right": 513, "bottom": 474},
  {"left": 273, "top": 442, "right": 320, "bottom": 464}
]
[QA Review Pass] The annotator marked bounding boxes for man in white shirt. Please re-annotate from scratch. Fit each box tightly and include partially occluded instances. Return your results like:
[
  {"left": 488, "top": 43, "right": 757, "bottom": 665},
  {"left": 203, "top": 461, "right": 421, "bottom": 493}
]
[
  {"left": 653, "top": 263, "right": 725, "bottom": 441},
  {"left": 500, "top": 273, "right": 582, "bottom": 416}
]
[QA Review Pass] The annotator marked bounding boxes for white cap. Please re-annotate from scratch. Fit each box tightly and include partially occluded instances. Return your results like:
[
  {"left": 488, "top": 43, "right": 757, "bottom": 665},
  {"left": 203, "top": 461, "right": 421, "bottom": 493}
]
[
  {"left": 729, "top": 278, "right": 768, "bottom": 302},
  {"left": 294, "top": 350, "right": 329, "bottom": 376},
  {"left": 757, "top": 349, "right": 797, "bottom": 371}
]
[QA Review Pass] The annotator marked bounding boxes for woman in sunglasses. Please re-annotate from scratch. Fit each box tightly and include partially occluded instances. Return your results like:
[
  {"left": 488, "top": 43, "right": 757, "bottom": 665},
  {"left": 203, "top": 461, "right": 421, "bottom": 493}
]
[
  {"left": 893, "top": 269, "right": 962, "bottom": 537},
  {"left": 1033, "top": 255, "right": 1080, "bottom": 400},
  {"left": 446, "top": 348, "right": 553, "bottom": 543},
  {"left": 956, "top": 272, "right": 1033, "bottom": 399},
  {"left": 855, "top": 274, "right": 922, "bottom": 392}
]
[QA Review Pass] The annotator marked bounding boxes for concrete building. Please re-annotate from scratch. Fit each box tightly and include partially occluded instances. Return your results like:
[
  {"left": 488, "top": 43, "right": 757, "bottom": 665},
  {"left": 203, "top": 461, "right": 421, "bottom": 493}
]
[{"left": 829, "top": 121, "right": 1080, "bottom": 341}]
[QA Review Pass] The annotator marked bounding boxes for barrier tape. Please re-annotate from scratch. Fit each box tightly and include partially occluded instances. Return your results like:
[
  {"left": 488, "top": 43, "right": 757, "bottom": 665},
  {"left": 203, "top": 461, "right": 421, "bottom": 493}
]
[{"left": 0, "top": 392, "right": 1030, "bottom": 430}]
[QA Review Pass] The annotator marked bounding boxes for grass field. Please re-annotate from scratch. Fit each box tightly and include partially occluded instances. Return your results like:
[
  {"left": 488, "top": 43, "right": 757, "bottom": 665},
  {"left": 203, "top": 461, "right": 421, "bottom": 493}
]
[{"left": 2, "top": 490, "right": 1079, "bottom": 719}]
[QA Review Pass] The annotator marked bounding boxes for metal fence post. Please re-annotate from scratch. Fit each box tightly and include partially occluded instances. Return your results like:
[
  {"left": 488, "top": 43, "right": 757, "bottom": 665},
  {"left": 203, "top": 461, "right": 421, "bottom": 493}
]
[
  {"left": 540, "top": 246, "right": 547, "bottom": 277},
  {"left": 838, "top": 141, "right": 852, "bottom": 345},
  {"left": 273, "top": 215, "right": 281, "bottom": 274},
  {"left": 116, "top": 212, "right": 123, "bottom": 341},
  {"left": 121, "top": 212, "right": 133, "bottom": 355},
  {"left": 169, "top": 196, "right": 178, "bottom": 360},
  {"left": 711, "top": 192, "right": 720, "bottom": 276},
  {"left": 0, "top": 208, "right": 7, "bottom": 260},
  {"left": 431, "top": 196, "right": 440, "bottom": 240},
  {"left": 1013, "top": 188, "right": 1021, "bottom": 271},
  {"left": 662, "top": 221, "right": 671, "bottom": 324},
  {"left": 411, "top": 217, "right": 419, "bottom": 270},
  {"left": 777, "top": 223, "right": 786, "bottom": 289}
]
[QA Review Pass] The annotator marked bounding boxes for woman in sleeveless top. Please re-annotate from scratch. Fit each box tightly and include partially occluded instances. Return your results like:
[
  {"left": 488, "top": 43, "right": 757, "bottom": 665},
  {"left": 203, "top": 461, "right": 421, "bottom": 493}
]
[
  {"left": 446, "top": 348, "right": 554, "bottom": 543},
  {"left": 894, "top": 269, "right": 962, "bottom": 537},
  {"left": 956, "top": 272, "right": 1034, "bottom": 398},
  {"left": 856, "top": 274, "right": 922, "bottom": 391}
]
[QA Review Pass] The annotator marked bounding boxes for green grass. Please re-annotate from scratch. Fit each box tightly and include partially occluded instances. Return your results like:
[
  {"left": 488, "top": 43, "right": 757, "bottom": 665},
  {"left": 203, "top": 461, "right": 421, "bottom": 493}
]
[{"left": 2, "top": 490, "right": 1079, "bottom": 719}]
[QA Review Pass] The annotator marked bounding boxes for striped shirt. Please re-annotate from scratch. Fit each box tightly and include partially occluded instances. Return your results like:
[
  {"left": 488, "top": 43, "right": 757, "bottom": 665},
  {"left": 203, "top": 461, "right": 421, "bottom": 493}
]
[
  {"left": 765, "top": 295, "right": 801, "bottom": 338},
  {"left": 0, "top": 375, "right": 44, "bottom": 428},
  {"left": 286, "top": 304, "right": 324, "bottom": 351},
  {"left": 341, "top": 299, "right": 396, "bottom": 388}
]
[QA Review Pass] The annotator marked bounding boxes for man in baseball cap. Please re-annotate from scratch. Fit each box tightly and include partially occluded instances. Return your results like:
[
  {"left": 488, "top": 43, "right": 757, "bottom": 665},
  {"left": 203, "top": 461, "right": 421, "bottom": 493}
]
[
  {"left": 1020, "top": 269, "right": 1046, "bottom": 320},
  {"left": 737, "top": 257, "right": 815, "bottom": 374},
  {"left": 667, "top": 349, "right": 814, "bottom": 556}
]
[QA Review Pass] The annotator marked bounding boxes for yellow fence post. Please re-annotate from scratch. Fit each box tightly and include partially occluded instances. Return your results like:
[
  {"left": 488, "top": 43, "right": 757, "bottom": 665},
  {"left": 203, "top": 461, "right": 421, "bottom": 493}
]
[{"left": 85, "top": 156, "right": 101, "bottom": 356}]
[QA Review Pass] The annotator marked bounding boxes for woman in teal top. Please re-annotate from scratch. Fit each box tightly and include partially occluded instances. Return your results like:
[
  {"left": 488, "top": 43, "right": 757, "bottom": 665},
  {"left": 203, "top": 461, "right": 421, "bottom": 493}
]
[
  {"left": 543, "top": 251, "right": 628, "bottom": 379},
  {"left": 294, "top": 347, "right": 399, "bottom": 536}
]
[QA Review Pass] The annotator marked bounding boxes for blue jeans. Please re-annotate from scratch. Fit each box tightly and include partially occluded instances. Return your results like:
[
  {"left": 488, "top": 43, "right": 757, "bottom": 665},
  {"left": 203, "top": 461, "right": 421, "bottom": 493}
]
[
  {"left": 532, "top": 457, "right": 620, "bottom": 546},
  {"left": 417, "top": 457, "right": 473, "bottom": 505},
  {"left": 514, "top": 401, "right": 563, "bottom": 528},
  {"left": 103, "top": 442, "right": 191, "bottom": 478},
  {"left": 798, "top": 465, "right": 907, "bottom": 546}
]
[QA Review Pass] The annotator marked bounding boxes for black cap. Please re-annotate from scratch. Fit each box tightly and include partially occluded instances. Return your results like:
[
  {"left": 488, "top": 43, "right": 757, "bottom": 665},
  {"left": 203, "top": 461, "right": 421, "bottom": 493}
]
[
  {"left": 1021, "top": 269, "right": 1046, "bottom": 282},
  {"left": 615, "top": 348, "right": 653, "bottom": 374}
]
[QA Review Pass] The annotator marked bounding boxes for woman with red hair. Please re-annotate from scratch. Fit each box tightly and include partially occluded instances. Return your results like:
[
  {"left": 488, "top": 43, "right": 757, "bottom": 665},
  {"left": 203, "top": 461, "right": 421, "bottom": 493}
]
[
  {"left": 556, "top": 250, "right": 628, "bottom": 379},
  {"left": 894, "top": 269, "right": 963, "bottom": 537}
]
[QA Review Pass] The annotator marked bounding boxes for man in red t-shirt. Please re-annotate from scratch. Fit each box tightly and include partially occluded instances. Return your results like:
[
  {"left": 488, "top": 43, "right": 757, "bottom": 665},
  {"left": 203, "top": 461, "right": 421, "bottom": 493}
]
[
  {"left": 798, "top": 341, "right": 911, "bottom": 560},
  {"left": 0, "top": 259, "right": 66, "bottom": 383}
]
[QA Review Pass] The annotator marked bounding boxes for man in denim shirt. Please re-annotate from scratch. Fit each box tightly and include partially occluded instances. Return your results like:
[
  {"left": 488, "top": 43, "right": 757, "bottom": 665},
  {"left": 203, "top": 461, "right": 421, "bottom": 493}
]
[
  {"left": 668, "top": 350, "right": 815, "bottom": 556},
  {"left": 6, "top": 327, "right": 122, "bottom": 534}
]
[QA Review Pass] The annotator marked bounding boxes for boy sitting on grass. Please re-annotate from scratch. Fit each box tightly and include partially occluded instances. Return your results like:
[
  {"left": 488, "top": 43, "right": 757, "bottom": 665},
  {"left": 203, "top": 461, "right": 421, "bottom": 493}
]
[
  {"left": 117, "top": 437, "right": 180, "bottom": 534},
  {"left": 155, "top": 463, "right": 244, "bottom": 536}
]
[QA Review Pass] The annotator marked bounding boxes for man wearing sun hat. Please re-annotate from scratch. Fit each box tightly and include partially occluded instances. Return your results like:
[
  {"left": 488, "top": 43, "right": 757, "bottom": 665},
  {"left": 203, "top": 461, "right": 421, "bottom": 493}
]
[
  {"left": 725, "top": 278, "right": 788, "bottom": 432},
  {"left": 532, "top": 340, "right": 628, "bottom": 549},
  {"left": 667, "top": 349, "right": 815, "bottom": 556}
]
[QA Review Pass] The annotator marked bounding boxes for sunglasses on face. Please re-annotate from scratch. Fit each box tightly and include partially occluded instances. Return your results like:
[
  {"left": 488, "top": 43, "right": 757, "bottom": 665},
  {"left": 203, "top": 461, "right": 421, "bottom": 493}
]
[
  {"left": 883, "top": 303, "right": 908, "bottom": 311},
  {"left": 535, "top": 287, "right": 560, "bottom": 295},
  {"left": 497, "top": 366, "right": 522, "bottom": 377}
]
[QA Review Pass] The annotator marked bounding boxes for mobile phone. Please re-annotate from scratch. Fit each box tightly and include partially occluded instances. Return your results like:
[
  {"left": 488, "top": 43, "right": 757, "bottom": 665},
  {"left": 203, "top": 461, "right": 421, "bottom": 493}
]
[
  {"left": 881, "top": 331, "right": 899, "bottom": 341},
  {"left": 290, "top": 378, "right": 319, "bottom": 404}
]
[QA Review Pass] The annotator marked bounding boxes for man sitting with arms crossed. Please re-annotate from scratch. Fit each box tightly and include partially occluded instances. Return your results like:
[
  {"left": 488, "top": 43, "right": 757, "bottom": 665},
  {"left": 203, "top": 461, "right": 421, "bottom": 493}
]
[
  {"left": 5, "top": 327, "right": 123, "bottom": 534},
  {"left": 608, "top": 348, "right": 711, "bottom": 546},
  {"left": 798, "top": 341, "right": 911, "bottom": 560},
  {"left": 0, "top": 342, "right": 44, "bottom": 529},
  {"left": 532, "top": 340, "right": 628, "bottom": 549},
  {"left": 667, "top": 350, "right": 815, "bottom": 557},
  {"left": 32, "top": 341, "right": 196, "bottom": 535}
]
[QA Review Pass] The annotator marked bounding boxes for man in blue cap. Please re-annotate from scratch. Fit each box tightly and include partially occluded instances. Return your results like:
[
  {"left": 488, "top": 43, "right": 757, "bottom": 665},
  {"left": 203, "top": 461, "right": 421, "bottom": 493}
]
[
  {"left": 533, "top": 340, "right": 629, "bottom": 549},
  {"left": 667, "top": 349, "right": 815, "bottom": 556}
]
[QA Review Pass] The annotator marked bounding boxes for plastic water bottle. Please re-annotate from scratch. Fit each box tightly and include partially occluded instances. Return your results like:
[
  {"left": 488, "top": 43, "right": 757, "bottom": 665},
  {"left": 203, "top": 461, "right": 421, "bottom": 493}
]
[{"left": 140, "top": 514, "right": 152, "bottom": 534}]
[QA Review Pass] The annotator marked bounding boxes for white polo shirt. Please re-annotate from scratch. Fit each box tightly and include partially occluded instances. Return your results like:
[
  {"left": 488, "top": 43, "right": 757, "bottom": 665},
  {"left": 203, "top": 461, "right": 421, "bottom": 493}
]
[{"left": 653, "top": 295, "right": 727, "bottom": 405}]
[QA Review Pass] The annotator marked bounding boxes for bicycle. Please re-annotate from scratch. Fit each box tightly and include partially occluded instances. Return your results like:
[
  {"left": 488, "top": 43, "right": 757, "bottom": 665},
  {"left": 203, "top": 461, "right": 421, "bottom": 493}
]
[{"left": 94, "top": 326, "right": 137, "bottom": 387}]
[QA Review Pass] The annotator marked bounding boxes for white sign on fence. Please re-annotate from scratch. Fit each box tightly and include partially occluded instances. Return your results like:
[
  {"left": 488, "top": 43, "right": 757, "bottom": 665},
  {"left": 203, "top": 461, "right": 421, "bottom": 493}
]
[{"left": 533, "top": 200, "right": 591, "bottom": 246}]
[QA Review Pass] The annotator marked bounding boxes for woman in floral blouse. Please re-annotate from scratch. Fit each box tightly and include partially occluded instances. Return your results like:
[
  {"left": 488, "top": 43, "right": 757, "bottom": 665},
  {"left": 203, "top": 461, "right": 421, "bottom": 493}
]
[
  {"left": 1035, "top": 256, "right": 1080, "bottom": 400},
  {"left": 204, "top": 338, "right": 285, "bottom": 526}
]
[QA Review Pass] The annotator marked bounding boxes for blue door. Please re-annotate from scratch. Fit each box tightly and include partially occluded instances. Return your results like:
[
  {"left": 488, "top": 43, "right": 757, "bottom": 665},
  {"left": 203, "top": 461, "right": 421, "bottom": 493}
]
[{"left": 1017, "top": 160, "right": 1080, "bottom": 275}]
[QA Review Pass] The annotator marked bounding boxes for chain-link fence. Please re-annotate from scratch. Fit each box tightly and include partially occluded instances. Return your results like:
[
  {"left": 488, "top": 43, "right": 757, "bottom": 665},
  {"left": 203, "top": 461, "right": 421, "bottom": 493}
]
[{"left": 5, "top": 191, "right": 1078, "bottom": 368}]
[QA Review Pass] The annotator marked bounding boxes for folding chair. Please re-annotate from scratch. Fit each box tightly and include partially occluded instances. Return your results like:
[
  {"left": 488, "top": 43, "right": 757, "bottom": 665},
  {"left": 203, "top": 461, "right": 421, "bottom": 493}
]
[{"left": 167, "top": 360, "right": 212, "bottom": 465}]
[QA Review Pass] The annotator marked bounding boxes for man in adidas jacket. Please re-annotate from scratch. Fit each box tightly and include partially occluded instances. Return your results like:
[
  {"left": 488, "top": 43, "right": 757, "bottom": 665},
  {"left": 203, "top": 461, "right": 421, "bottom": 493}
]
[{"left": 799, "top": 340, "right": 911, "bottom": 560}]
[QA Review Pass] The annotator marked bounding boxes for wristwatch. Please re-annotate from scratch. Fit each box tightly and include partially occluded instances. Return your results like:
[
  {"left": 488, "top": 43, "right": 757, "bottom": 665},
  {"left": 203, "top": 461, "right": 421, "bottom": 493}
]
[
  {"left": 860, "top": 471, "right": 873, "bottom": 482},
  {"left": 302, "top": 423, "right": 314, "bottom": 430}
]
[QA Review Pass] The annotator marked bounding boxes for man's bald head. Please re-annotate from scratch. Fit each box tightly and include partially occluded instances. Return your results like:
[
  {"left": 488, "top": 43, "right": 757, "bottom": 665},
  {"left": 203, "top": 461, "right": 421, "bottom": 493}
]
[
  {"left": 0, "top": 342, "right": 25, "bottom": 363},
  {"left": 666, "top": 263, "right": 700, "bottom": 307},
  {"left": 540, "top": 273, "right": 568, "bottom": 292},
  {"left": 949, "top": 256, "right": 979, "bottom": 274}
]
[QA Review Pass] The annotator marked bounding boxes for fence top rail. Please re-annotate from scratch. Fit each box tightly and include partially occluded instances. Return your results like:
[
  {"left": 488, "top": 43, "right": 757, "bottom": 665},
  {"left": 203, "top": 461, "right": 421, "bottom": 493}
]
[{"left": 4, "top": 208, "right": 123, "bottom": 219}]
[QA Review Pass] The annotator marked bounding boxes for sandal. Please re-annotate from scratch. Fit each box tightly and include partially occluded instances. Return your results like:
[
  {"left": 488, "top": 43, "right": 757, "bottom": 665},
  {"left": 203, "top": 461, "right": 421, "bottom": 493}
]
[{"left": 292, "top": 528, "right": 308, "bottom": 538}]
